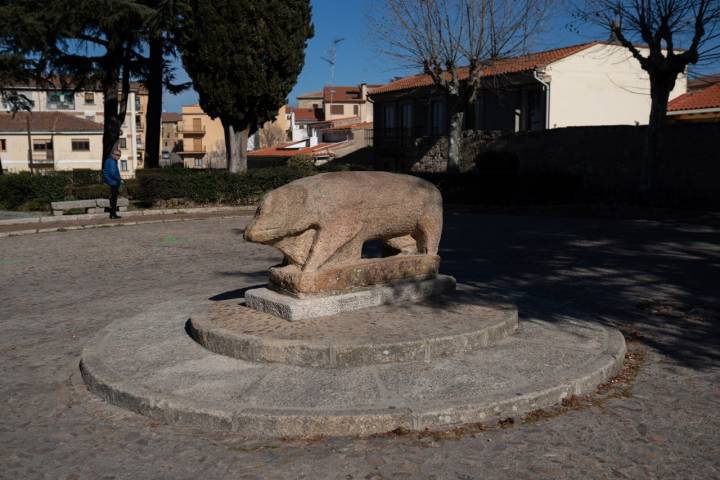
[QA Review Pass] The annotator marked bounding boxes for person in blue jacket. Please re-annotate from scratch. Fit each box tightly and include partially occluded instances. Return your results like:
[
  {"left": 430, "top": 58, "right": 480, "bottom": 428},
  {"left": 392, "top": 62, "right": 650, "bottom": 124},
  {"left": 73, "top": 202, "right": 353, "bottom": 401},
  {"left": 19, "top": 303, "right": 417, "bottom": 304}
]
[{"left": 102, "top": 140, "right": 123, "bottom": 219}]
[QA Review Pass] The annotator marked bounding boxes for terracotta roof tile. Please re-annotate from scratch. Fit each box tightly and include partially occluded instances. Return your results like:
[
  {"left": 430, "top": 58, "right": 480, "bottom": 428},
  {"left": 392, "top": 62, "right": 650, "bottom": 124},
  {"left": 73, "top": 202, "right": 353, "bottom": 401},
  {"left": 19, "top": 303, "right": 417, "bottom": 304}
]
[
  {"left": 323, "top": 86, "right": 363, "bottom": 103},
  {"left": 161, "top": 112, "right": 182, "bottom": 122},
  {"left": 297, "top": 90, "right": 324, "bottom": 99},
  {"left": 668, "top": 83, "right": 720, "bottom": 112},
  {"left": 247, "top": 142, "right": 339, "bottom": 158},
  {"left": 289, "top": 107, "right": 324, "bottom": 122},
  {"left": 0, "top": 112, "right": 103, "bottom": 133},
  {"left": 370, "top": 42, "right": 600, "bottom": 95}
]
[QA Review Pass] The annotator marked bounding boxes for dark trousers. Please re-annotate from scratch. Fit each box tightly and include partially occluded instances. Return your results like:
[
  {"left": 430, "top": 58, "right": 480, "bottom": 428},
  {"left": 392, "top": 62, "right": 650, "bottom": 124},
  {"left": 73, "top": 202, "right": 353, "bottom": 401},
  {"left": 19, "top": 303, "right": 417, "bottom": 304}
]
[{"left": 110, "top": 185, "right": 119, "bottom": 217}]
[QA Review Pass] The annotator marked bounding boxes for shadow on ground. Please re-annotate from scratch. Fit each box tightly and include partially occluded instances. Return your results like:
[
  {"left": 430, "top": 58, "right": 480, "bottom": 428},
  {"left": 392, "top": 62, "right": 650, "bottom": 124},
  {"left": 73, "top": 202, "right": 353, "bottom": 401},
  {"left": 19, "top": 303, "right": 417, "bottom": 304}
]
[{"left": 437, "top": 211, "right": 720, "bottom": 369}]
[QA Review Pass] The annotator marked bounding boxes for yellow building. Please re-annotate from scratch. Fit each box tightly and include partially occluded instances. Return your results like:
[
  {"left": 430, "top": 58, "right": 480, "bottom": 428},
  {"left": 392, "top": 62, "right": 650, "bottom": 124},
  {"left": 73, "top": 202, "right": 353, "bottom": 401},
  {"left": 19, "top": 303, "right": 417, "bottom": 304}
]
[
  {"left": 2, "top": 80, "right": 149, "bottom": 178},
  {"left": 178, "top": 105, "right": 225, "bottom": 168},
  {"left": 0, "top": 112, "right": 104, "bottom": 173}
]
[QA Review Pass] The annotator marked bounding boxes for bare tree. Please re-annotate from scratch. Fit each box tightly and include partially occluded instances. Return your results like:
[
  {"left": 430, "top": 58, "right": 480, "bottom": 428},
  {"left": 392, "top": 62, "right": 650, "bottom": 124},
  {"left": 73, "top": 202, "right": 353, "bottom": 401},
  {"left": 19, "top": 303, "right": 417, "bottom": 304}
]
[
  {"left": 259, "top": 124, "right": 288, "bottom": 149},
  {"left": 575, "top": 0, "right": 720, "bottom": 189},
  {"left": 371, "top": 0, "right": 552, "bottom": 171}
]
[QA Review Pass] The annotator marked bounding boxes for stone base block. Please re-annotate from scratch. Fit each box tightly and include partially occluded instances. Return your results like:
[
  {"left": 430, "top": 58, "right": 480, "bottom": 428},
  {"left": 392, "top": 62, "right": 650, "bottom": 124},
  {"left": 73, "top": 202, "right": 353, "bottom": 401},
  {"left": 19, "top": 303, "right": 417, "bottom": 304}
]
[
  {"left": 245, "top": 274, "right": 456, "bottom": 321},
  {"left": 269, "top": 254, "right": 440, "bottom": 297}
]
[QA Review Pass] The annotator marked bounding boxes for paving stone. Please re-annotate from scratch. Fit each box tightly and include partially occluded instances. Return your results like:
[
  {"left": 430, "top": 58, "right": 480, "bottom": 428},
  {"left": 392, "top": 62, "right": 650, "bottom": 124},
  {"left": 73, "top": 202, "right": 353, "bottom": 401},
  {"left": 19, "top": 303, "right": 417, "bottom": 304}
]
[{"left": 1, "top": 213, "right": 718, "bottom": 478}]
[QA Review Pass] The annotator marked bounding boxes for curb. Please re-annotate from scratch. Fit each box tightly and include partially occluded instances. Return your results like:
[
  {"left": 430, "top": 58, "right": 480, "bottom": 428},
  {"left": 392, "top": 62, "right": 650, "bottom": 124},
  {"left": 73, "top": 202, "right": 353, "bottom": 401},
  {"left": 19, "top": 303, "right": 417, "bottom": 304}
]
[
  {"left": 0, "top": 205, "right": 256, "bottom": 226},
  {"left": 79, "top": 305, "right": 626, "bottom": 439},
  {"left": 0, "top": 207, "right": 256, "bottom": 238}
]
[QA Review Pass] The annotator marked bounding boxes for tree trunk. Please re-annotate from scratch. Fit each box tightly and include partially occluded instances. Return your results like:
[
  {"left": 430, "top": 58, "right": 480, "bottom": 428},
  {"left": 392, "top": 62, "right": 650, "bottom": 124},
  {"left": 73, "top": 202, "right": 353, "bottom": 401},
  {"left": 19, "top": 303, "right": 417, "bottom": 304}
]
[
  {"left": 143, "top": 35, "right": 164, "bottom": 169},
  {"left": 101, "top": 39, "right": 131, "bottom": 169},
  {"left": 223, "top": 121, "right": 248, "bottom": 173},
  {"left": 26, "top": 116, "right": 33, "bottom": 174},
  {"left": 446, "top": 94, "right": 464, "bottom": 174},
  {"left": 642, "top": 73, "right": 674, "bottom": 192}
]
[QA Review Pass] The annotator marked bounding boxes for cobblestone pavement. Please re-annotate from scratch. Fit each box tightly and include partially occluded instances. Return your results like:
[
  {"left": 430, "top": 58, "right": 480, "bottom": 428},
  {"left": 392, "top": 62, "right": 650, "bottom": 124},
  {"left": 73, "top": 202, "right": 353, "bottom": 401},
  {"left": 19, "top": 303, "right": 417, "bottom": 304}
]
[{"left": 1, "top": 212, "right": 719, "bottom": 479}]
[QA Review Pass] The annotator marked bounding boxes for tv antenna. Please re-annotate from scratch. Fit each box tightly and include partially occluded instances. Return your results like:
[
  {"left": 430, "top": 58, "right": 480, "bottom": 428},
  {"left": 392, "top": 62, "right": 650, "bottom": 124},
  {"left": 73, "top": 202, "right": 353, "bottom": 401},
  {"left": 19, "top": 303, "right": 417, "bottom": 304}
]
[{"left": 321, "top": 37, "right": 345, "bottom": 103}]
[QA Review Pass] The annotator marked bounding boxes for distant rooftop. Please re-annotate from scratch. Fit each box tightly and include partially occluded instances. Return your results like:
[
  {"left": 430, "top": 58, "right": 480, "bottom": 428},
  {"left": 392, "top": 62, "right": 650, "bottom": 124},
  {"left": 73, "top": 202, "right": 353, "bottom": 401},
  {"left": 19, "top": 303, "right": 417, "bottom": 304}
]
[
  {"left": 0, "top": 112, "right": 103, "bottom": 133},
  {"left": 669, "top": 83, "right": 720, "bottom": 112}
]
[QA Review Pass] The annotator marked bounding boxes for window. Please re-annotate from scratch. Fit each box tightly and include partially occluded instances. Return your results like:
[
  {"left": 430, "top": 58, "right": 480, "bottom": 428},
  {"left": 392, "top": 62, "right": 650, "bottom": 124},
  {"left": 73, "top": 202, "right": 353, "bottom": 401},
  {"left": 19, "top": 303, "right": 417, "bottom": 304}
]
[
  {"left": 120, "top": 160, "right": 128, "bottom": 171},
  {"left": 119, "top": 138, "right": 127, "bottom": 149},
  {"left": 401, "top": 104, "right": 413, "bottom": 133},
  {"left": 84, "top": 92, "right": 95, "bottom": 104},
  {"left": 47, "top": 91, "right": 75, "bottom": 110},
  {"left": 194, "top": 158, "right": 203, "bottom": 168},
  {"left": 431, "top": 101, "right": 445, "bottom": 136},
  {"left": 33, "top": 140, "right": 52, "bottom": 151},
  {"left": 330, "top": 105, "right": 344, "bottom": 115},
  {"left": 0, "top": 139, "right": 6, "bottom": 151},
  {"left": 71, "top": 139, "right": 90, "bottom": 151},
  {"left": 383, "top": 104, "right": 396, "bottom": 129},
  {"left": 353, "top": 105, "right": 359, "bottom": 116}
]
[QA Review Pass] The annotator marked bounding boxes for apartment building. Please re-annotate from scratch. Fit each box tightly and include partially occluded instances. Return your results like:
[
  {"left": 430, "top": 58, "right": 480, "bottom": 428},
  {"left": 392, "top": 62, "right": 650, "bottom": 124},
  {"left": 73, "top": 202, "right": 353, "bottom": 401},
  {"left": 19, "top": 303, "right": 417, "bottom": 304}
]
[
  {"left": 178, "top": 105, "right": 225, "bottom": 168},
  {"left": 0, "top": 112, "right": 104, "bottom": 173},
  {"left": 2, "top": 80, "right": 149, "bottom": 177}
]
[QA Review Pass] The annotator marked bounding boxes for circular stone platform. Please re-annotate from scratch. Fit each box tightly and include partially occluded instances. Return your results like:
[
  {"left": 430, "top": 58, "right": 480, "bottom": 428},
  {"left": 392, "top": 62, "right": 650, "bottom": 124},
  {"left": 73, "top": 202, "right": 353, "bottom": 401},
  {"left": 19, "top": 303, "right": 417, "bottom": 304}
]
[
  {"left": 80, "top": 298, "right": 626, "bottom": 438},
  {"left": 188, "top": 294, "right": 518, "bottom": 367}
]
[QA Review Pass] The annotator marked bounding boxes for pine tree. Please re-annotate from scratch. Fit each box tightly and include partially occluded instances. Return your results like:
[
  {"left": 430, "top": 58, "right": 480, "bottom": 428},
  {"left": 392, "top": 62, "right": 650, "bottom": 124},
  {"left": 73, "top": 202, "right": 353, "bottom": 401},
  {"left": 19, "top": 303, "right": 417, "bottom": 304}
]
[{"left": 178, "top": 0, "right": 313, "bottom": 172}]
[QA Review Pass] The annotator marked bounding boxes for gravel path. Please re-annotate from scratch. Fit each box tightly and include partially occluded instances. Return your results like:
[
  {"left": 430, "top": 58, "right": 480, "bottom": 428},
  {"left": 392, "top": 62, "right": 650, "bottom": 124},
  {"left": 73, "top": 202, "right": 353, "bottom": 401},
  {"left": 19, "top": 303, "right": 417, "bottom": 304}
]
[{"left": 1, "top": 212, "right": 718, "bottom": 479}]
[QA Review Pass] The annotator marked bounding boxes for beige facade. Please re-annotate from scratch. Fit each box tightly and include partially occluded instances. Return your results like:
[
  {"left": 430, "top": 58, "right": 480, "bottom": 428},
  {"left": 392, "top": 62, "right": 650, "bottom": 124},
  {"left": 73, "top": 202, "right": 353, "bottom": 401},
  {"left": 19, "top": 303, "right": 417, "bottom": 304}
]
[
  {"left": 2, "top": 83, "right": 149, "bottom": 178},
  {"left": 178, "top": 105, "right": 225, "bottom": 168},
  {"left": 545, "top": 43, "right": 687, "bottom": 128},
  {"left": 296, "top": 91, "right": 323, "bottom": 109},
  {"left": 0, "top": 119, "right": 104, "bottom": 173}
]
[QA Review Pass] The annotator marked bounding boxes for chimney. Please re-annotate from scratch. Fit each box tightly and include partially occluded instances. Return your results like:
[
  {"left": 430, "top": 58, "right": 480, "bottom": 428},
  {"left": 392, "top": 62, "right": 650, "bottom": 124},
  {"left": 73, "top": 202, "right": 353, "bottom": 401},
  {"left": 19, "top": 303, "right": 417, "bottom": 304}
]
[{"left": 360, "top": 83, "right": 368, "bottom": 101}]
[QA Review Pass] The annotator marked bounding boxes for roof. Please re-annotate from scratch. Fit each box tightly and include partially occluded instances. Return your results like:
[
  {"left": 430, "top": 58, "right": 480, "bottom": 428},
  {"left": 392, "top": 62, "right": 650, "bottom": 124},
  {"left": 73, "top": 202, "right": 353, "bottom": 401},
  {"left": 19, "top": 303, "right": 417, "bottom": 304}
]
[
  {"left": 161, "top": 112, "right": 182, "bottom": 123},
  {"left": 323, "top": 86, "right": 364, "bottom": 103},
  {"left": 7, "top": 77, "right": 148, "bottom": 94},
  {"left": 289, "top": 107, "right": 324, "bottom": 122},
  {"left": 297, "top": 90, "right": 323, "bottom": 99},
  {"left": 323, "top": 121, "right": 373, "bottom": 133},
  {"left": 247, "top": 142, "right": 339, "bottom": 158},
  {"left": 0, "top": 112, "right": 103, "bottom": 133},
  {"left": 370, "top": 42, "right": 600, "bottom": 95},
  {"left": 668, "top": 83, "right": 720, "bottom": 112},
  {"left": 688, "top": 74, "right": 720, "bottom": 92}
]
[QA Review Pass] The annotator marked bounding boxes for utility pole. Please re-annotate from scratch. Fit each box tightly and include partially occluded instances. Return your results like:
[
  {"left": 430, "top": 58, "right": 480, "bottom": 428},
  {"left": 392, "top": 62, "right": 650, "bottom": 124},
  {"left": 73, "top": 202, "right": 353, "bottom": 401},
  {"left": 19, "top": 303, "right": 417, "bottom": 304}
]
[{"left": 321, "top": 37, "right": 345, "bottom": 104}]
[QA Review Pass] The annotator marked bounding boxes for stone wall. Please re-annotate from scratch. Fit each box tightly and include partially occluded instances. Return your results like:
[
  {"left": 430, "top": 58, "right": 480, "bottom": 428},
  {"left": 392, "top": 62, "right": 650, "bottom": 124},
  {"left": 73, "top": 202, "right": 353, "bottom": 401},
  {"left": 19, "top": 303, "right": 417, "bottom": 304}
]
[
  {"left": 479, "top": 123, "right": 720, "bottom": 204},
  {"left": 376, "top": 130, "right": 501, "bottom": 173}
]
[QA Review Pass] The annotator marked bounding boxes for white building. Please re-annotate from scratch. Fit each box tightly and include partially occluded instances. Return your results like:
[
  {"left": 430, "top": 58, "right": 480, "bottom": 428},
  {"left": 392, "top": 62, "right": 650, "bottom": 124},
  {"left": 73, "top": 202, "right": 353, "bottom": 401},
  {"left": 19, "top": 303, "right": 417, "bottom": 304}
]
[
  {"left": 371, "top": 41, "right": 688, "bottom": 138},
  {"left": 2, "top": 81, "right": 148, "bottom": 177},
  {"left": 0, "top": 112, "right": 104, "bottom": 173}
]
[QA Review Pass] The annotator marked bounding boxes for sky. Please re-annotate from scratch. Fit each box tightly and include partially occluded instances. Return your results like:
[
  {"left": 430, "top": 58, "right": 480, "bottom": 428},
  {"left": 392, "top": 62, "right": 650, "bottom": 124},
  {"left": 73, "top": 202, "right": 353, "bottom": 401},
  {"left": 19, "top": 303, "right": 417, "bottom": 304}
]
[{"left": 162, "top": 0, "right": 718, "bottom": 113}]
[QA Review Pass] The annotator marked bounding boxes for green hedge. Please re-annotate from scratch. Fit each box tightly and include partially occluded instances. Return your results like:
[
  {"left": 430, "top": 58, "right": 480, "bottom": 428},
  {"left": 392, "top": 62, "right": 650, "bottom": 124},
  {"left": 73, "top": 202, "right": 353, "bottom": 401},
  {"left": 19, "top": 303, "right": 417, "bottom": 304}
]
[
  {"left": 0, "top": 172, "right": 70, "bottom": 209},
  {"left": 0, "top": 164, "right": 369, "bottom": 211},
  {"left": 133, "top": 166, "right": 313, "bottom": 206}
]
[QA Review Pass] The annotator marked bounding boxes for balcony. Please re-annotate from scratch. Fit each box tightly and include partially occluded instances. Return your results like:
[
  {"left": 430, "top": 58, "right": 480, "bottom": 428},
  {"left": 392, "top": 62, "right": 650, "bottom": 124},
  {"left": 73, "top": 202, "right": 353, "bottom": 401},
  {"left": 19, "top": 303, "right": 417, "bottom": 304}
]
[
  {"left": 31, "top": 152, "right": 54, "bottom": 164},
  {"left": 179, "top": 146, "right": 206, "bottom": 155},
  {"left": 178, "top": 124, "right": 206, "bottom": 135}
]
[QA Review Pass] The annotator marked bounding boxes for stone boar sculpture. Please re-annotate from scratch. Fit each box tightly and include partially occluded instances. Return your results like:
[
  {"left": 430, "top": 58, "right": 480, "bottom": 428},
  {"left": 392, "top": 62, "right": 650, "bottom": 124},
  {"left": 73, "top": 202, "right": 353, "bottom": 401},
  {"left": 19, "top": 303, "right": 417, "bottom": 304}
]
[{"left": 244, "top": 171, "right": 442, "bottom": 272}]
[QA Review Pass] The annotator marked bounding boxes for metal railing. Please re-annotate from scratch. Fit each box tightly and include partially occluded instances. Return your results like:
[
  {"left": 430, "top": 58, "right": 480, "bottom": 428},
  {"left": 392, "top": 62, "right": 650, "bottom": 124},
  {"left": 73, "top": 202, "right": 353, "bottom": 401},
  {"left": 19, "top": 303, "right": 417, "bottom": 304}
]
[{"left": 178, "top": 124, "right": 206, "bottom": 134}]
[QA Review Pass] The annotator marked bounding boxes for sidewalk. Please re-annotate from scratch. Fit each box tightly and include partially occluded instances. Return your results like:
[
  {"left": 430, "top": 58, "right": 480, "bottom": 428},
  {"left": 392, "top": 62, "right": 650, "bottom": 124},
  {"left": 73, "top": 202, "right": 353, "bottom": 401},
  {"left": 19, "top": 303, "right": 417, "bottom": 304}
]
[{"left": 0, "top": 206, "right": 256, "bottom": 237}]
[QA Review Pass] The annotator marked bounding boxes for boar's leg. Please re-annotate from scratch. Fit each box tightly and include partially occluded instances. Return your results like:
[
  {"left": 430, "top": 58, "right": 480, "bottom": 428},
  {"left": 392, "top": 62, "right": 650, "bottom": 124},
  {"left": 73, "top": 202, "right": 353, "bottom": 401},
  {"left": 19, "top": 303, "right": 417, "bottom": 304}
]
[
  {"left": 303, "top": 220, "right": 363, "bottom": 272},
  {"left": 382, "top": 235, "right": 417, "bottom": 256},
  {"left": 413, "top": 211, "right": 442, "bottom": 255}
]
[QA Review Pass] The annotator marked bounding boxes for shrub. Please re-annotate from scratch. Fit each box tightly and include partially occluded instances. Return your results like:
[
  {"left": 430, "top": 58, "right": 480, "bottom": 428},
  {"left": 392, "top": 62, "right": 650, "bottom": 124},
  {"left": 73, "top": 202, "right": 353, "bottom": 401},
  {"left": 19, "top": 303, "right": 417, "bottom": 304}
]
[
  {"left": 71, "top": 184, "right": 110, "bottom": 200},
  {"left": 287, "top": 154, "right": 315, "bottom": 171},
  {"left": 0, "top": 172, "right": 70, "bottom": 210}
]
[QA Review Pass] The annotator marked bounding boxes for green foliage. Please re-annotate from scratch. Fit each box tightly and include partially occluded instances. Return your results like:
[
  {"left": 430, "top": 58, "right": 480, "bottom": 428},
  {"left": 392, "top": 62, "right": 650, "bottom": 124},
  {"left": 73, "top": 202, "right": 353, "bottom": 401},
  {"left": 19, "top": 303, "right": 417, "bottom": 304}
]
[
  {"left": 133, "top": 166, "right": 313, "bottom": 206},
  {"left": 71, "top": 184, "right": 110, "bottom": 199},
  {"left": 287, "top": 154, "right": 315, "bottom": 171},
  {"left": 0, "top": 172, "right": 70, "bottom": 209},
  {"left": 178, "top": 0, "right": 314, "bottom": 131}
]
